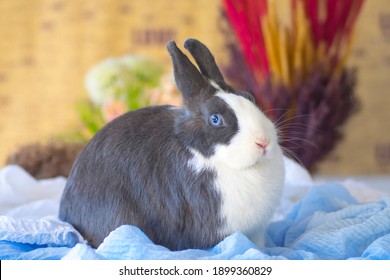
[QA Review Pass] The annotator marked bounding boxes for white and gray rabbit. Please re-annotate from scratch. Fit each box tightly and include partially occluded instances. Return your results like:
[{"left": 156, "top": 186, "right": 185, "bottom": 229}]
[{"left": 59, "top": 38, "right": 285, "bottom": 250}]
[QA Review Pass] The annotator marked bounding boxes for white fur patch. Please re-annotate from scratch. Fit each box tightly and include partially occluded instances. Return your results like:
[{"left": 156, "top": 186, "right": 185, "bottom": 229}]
[
  {"left": 215, "top": 92, "right": 282, "bottom": 169},
  {"left": 188, "top": 91, "right": 285, "bottom": 247},
  {"left": 209, "top": 80, "right": 221, "bottom": 90}
]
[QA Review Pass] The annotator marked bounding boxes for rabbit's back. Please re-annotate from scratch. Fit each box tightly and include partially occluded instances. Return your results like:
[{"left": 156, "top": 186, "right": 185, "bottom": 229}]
[{"left": 59, "top": 106, "right": 224, "bottom": 249}]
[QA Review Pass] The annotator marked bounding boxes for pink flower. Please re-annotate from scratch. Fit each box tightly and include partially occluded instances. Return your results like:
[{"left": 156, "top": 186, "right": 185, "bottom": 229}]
[
  {"left": 102, "top": 99, "right": 127, "bottom": 123},
  {"left": 146, "top": 74, "right": 182, "bottom": 106}
]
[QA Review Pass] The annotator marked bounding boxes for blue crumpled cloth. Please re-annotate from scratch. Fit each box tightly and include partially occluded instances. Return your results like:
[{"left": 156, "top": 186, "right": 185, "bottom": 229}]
[
  {"left": 266, "top": 184, "right": 390, "bottom": 259},
  {"left": 1, "top": 183, "right": 390, "bottom": 260},
  {"left": 0, "top": 216, "right": 82, "bottom": 260}
]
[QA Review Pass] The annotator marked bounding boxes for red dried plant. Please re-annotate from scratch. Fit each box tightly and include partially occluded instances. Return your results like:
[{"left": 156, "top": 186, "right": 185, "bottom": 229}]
[{"left": 221, "top": 0, "right": 364, "bottom": 171}]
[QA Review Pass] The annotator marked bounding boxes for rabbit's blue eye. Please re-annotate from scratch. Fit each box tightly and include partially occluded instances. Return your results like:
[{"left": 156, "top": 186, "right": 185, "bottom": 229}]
[{"left": 209, "top": 114, "right": 224, "bottom": 127}]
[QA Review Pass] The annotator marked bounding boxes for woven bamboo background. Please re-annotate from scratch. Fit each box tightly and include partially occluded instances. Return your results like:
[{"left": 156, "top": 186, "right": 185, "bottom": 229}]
[
  {"left": 317, "top": 0, "right": 390, "bottom": 174},
  {"left": 0, "top": 0, "right": 228, "bottom": 165},
  {"left": 0, "top": 0, "right": 389, "bottom": 174}
]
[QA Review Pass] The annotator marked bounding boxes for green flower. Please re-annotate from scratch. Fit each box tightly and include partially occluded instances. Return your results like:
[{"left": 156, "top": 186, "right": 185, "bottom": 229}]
[{"left": 75, "top": 55, "right": 163, "bottom": 139}]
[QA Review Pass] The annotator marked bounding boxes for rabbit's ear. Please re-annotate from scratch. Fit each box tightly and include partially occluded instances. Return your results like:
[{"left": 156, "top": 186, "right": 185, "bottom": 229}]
[
  {"left": 167, "top": 41, "right": 208, "bottom": 102},
  {"left": 184, "top": 38, "right": 225, "bottom": 85}
]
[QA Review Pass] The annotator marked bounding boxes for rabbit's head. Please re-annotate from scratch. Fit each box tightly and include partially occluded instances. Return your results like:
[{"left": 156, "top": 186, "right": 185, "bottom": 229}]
[{"left": 167, "top": 39, "right": 282, "bottom": 170}]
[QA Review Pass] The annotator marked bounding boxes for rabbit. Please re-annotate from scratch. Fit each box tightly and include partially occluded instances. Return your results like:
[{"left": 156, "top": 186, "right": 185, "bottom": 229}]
[{"left": 59, "top": 38, "right": 285, "bottom": 250}]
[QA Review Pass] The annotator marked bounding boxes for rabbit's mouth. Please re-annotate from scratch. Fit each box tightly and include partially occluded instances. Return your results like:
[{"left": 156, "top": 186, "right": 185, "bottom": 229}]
[{"left": 255, "top": 138, "right": 269, "bottom": 156}]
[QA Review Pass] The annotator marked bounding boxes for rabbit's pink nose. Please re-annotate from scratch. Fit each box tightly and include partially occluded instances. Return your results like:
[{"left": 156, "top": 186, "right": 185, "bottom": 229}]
[{"left": 255, "top": 139, "right": 268, "bottom": 150}]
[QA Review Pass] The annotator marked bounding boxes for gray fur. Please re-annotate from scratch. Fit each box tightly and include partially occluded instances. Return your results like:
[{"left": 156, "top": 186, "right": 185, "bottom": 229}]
[
  {"left": 184, "top": 38, "right": 225, "bottom": 84},
  {"left": 60, "top": 106, "right": 225, "bottom": 249}
]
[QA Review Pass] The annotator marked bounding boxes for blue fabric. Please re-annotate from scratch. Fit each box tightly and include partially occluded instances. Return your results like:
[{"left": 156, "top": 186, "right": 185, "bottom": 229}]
[
  {"left": 0, "top": 216, "right": 82, "bottom": 247},
  {"left": 0, "top": 216, "right": 81, "bottom": 260},
  {"left": 1, "top": 183, "right": 390, "bottom": 260},
  {"left": 0, "top": 241, "right": 71, "bottom": 260},
  {"left": 266, "top": 184, "right": 390, "bottom": 259}
]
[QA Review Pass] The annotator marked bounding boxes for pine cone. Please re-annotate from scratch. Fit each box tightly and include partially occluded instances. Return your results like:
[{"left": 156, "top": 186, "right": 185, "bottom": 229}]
[{"left": 6, "top": 141, "right": 84, "bottom": 179}]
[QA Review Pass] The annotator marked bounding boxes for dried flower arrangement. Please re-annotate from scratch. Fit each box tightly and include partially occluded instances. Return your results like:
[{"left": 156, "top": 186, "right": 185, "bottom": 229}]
[{"left": 222, "top": 0, "right": 364, "bottom": 171}]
